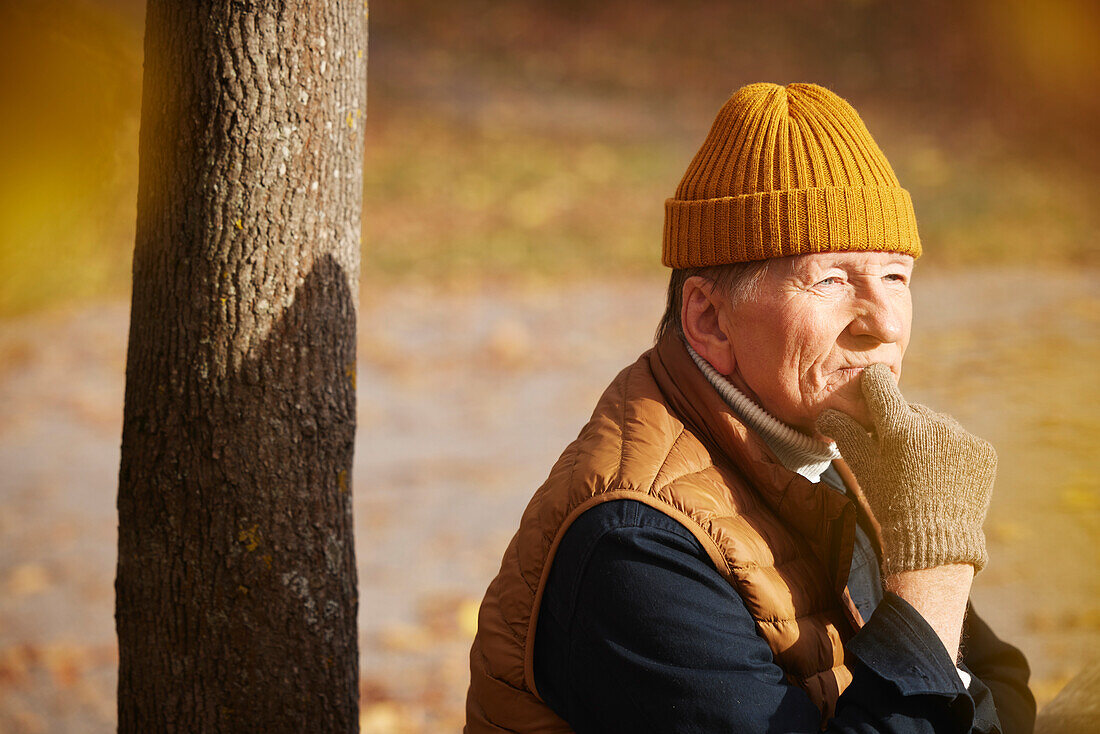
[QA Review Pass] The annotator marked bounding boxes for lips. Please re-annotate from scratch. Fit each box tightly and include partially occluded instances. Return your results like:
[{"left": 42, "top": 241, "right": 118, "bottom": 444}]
[{"left": 834, "top": 364, "right": 898, "bottom": 387}]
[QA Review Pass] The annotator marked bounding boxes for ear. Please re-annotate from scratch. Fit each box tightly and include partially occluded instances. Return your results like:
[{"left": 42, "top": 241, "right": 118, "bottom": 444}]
[{"left": 681, "top": 276, "right": 737, "bottom": 375}]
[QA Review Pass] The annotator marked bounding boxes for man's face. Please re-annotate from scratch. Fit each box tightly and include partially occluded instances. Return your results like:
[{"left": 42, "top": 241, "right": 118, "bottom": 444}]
[{"left": 720, "top": 251, "right": 914, "bottom": 434}]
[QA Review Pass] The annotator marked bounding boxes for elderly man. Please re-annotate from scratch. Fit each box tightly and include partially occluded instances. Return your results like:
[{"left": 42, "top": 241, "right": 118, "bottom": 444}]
[{"left": 465, "top": 83, "right": 1035, "bottom": 733}]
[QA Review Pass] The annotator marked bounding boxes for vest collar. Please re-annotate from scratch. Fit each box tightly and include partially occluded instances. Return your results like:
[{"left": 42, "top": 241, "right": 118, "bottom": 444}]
[{"left": 647, "top": 330, "right": 857, "bottom": 594}]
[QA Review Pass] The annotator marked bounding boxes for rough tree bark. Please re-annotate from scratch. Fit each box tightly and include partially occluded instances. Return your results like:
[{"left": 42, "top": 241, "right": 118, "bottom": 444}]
[{"left": 116, "top": 2, "right": 366, "bottom": 731}]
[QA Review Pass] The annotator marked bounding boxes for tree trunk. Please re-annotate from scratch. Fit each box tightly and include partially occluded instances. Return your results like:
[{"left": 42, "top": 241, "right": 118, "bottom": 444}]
[{"left": 116, "top": 2, "right": 366, "bottom": 731}]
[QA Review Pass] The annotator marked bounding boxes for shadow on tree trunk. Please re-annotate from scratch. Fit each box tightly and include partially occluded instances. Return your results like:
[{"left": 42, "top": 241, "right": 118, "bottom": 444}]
[{"left": 117, "top": 253, "right": 359, "bottom": 730}]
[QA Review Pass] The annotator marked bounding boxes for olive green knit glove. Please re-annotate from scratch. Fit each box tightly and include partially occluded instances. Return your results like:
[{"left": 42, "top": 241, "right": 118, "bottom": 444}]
[{"left": 815, "top": 363, "right": 996, "bottom": 576}]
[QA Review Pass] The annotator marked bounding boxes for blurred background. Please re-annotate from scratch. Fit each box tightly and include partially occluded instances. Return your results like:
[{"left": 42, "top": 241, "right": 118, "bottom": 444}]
[{"left": 1, "top": 0, "right": 1097, "bottom": 731}]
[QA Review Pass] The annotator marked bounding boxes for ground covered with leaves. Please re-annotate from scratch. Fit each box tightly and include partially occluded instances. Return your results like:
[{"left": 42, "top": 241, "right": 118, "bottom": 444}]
[{"left": 1, "top": 270, "right": 1098, "bottom": 732}]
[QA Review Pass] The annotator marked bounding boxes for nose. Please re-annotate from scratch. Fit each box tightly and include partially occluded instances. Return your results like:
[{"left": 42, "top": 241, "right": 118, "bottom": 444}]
[{"left": 848, "top": 283, "right": 905, "bottom": 344}]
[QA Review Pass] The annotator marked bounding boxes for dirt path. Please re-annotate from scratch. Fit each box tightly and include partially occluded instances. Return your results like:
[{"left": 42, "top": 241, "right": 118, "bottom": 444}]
[{"left": 1, "top": 269, "right": 1097, "bottom": 732}]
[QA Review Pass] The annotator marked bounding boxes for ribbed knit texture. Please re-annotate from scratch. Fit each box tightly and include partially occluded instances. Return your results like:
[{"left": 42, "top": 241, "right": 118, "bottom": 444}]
[
  {"left": 663, "top": 82, "right": 921, "bottom": 267},
  {"left": 816, "top": 364, "right": 996, "bottom": 576}
]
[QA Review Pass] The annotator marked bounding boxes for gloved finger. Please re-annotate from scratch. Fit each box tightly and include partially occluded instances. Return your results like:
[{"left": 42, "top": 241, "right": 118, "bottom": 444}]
[
  {"left": 815, "top": 408, "right": 873, "bottom": 459},
  {"left": 859, "top": 363, "right": 909, "bottom": 434},
  {"left": 909, "top": 403, "right": 937, "bottom": 418},
  {"left": 964, "top": 431, "right": 998, "bottom": 468},
  {"left": 911, "top": 403, "right": 966, "bottom": 434}
]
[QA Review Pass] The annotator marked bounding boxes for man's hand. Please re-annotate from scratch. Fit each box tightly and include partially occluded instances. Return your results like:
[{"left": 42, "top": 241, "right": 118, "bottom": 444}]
[
  {"left": 816, "top": 364, "right": 997, "bottom": 660},
  {"left": 816, "top": 363, "right": 996, "bottom": 576}
]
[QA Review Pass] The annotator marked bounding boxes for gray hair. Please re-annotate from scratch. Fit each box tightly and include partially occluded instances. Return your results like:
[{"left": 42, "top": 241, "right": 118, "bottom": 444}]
[{"left": 654, "top": 260, "right": 771, "bottom": 344}]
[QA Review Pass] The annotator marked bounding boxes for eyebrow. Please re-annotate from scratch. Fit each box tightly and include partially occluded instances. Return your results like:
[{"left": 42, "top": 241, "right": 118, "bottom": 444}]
[{"left": 787, "top": 256, "right": 913, "bottom": 278}]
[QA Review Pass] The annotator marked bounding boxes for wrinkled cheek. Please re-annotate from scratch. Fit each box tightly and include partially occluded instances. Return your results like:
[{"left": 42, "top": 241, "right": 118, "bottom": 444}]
[
  {"left": 798, "top": 375, "right": 833, "bottom": 413},
  {"left": 804, "top": 361, "right": 839, "bottom": 394},
  {"left": 817, "top": 374, "right": 860, "bottom": 409}
]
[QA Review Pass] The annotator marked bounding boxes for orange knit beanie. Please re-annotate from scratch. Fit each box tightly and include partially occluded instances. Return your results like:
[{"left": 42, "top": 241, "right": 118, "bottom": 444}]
[{"left": 663, "top": 82, "right": 921, "bottom": 267}]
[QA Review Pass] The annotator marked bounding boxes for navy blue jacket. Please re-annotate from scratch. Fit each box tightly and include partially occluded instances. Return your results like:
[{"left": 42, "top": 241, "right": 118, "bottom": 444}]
[{"left": 533, "top": 498, "right": 1035, "bottom": 733}]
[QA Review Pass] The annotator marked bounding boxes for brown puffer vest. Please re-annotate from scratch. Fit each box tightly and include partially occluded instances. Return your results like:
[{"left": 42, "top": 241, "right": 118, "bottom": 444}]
[{"left": 465, "top": 331, "right": 881, "bottom": 732}]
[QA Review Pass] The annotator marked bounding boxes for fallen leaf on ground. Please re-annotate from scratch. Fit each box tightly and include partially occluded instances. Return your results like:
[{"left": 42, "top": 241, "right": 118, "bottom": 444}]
[{"left": 5, "top": 564, "right": 50, "bottom": 597}]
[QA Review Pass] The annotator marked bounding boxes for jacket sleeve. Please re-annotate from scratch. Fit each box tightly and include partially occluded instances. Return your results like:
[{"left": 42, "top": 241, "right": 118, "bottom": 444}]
[
  {"left": 958, "top": 604, "right": 1036, "bottom": 734},
  {"left": 533, "top": 499, "right": 1000, "bottom": 734}
]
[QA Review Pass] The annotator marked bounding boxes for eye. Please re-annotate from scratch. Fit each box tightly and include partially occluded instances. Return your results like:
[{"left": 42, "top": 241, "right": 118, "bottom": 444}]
[
  {"left": 883, "top": 272, "right": 909, "bottom": 285},
  {"left": 814, "top": 276, "right": 843, "bottom": 287}
]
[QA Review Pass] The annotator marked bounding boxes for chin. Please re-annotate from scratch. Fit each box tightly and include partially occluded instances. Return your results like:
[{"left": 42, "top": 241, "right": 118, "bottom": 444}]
[
  {"left": 813, "top": 396, "right": 875, "bottom": 434},
  {"left": 840, "top": 402, "right": 875, "bottom": 432}
]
